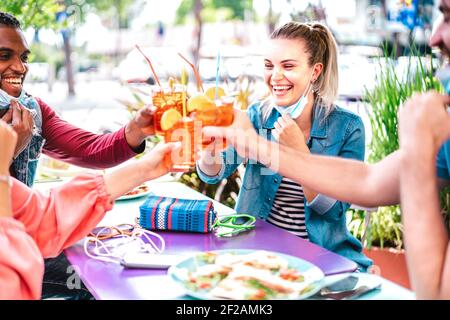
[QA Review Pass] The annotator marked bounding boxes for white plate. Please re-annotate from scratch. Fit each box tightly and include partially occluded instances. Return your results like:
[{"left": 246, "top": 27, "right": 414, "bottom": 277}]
[
  {"left": 168, "top": 249, "right": 325, "bottom": 300},
  {"left": 116, "top": 187, "right": 152, "bottom": 201}
]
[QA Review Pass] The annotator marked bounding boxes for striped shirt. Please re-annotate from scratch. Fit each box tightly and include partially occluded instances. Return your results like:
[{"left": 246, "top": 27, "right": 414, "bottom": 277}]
[{"left": 267, "top": 177, "right": 309, "bottom": 239}]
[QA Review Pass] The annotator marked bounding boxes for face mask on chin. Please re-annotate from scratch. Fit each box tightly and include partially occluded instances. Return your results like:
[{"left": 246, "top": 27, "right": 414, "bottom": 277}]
[
  {"left": 0, "top": 77, "right": 26, "bottom": 109},
  {"left": 0, "top": 81, "right": 37, "bottom": 121},
  {"left": 436, "top": 65, "right": 450, "bottom": 94},
  {"left": 435, "top": 65, "right": 450, "bottom": 114},
  {"left": 273, "top": 73, "right": 314, "bottom": 119}
]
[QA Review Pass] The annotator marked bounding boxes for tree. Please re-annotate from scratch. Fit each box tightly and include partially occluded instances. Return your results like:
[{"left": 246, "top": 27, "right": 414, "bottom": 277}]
[
  {"left": 176, "top": 0, "right": 253, "bottom": 67},
  {"left": 0, "top": 1, "right": 70, "bottom": 93},
  {"left": 267, "top": 0, "right": 275, "bottom": 35},
  {"left": 59, "top": 0, "right": 141, "bottom": 94},
  {"left": 85, "top": 0, "right": 144, "bottom": 63},
  {"left": 176, "top": 0, "right": 253, "bottom": 24},
  {"left": 192, "top": 0, "right": 203, "bottom": 68},
  {"left": 0, "top": 0, "right": 61, "bottom": 29}
]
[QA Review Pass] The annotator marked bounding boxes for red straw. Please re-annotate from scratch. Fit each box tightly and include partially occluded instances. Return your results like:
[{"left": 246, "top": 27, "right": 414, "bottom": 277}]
[
  {"left": 135, "top": 44, "right": 161, "bottom": 87},
  {"left": 177, "top": 52, "right": 204, "bottom": 92}
]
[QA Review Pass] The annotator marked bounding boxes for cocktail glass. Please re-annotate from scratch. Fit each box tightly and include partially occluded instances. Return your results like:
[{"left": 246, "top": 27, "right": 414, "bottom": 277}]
[
  {"left": 152, "top": 84, "right": 186, "bottom": 136},
  {"left": 191, "top": 95, "right": 235, "bottom": 149},
  {"left": 163, "top": 117, "right": 201, "bottom": 172}
]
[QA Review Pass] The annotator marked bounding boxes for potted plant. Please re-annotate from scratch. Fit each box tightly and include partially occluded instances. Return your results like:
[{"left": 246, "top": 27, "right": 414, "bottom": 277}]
[{"left": 347, "top": 48, "right": 448, "bottom": 289}]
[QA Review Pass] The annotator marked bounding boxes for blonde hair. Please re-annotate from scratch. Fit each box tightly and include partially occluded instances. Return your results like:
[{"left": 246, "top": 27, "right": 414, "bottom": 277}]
[{"left": 261, "top": 21, "right": 339, "bottom": 122}]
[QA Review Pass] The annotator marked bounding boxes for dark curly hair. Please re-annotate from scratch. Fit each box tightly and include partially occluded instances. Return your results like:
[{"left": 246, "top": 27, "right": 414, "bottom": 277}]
[{"left": 0, "top": 11, "right": 21, "bottom": 28}]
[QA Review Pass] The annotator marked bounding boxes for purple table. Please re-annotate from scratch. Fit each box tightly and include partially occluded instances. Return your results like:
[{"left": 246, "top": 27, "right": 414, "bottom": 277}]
[{"left": 65, "top": 181, "right": 357, "bottom": 299}]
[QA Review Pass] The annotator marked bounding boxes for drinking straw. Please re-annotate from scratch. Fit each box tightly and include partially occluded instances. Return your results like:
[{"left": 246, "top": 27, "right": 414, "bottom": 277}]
[
  {"left": 177, "top": 52, "right": 204, "bottom": 92},
  {"left": 181, "top": 68, "right": 188, "bottom": 117},
  {"left": 182, "top": 90, "right": 187, "bottom": 118},
  {"left": 215, "top": 49, "right": 221, "bottom": 100},
  {"left": 135, "top": 44, "right": 161, "bottom": 87}
]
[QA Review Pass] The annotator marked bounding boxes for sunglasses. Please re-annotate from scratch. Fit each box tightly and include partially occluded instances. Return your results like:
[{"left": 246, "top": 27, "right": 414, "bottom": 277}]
[
  {"left": 213, "top": 214, "right": 256, "bottom": 237},
  {"left": 88, "top": 224, "right": 136, "bottom": 241}
]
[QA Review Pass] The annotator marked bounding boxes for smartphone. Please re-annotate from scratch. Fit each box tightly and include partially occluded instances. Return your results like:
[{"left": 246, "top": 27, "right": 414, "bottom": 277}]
[{"left": 120, "top": 252, "right": 185, "bottom": 269}]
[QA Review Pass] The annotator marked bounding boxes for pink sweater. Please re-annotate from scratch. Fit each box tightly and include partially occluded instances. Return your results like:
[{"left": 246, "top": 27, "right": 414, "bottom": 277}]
[{"left": 0, "top": 174, "right": 113, "bottom": 299}]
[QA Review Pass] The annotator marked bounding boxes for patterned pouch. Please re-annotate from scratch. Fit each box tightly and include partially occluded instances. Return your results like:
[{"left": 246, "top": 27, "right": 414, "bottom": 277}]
[{"left": 139, "top": 194, "right": 216, "bottom": 233}]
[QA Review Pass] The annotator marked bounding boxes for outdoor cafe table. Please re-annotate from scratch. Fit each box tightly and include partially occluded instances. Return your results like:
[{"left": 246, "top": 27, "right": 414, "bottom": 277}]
[{"left": 59, "top": 180, "right": 414, "bottom": 300}]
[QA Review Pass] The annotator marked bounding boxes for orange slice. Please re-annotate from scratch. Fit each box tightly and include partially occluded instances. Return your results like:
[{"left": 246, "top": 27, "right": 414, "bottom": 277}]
[
  {"left": 160, "top": 108, "right": 182, "bottom": 131},
  {"left": 187, "top": 93, "right": 215, "bottom": 112},
  {"left": 205, "top": 86, "right": 225, "bottom": 100}
]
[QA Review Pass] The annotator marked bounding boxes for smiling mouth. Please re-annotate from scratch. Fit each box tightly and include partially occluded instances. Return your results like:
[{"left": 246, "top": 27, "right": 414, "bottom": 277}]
[
  {"left": 0, "top": 75, "right": 24, "bottom": 93},
  {"left": 272, "top": 85, "right": 293, "bottom": 96}
]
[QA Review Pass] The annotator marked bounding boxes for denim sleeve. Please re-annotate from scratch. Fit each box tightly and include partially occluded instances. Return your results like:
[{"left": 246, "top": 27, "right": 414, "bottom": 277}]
[
  {"left": 436, "top": 142, "right": 450, "bottom": 180},
  {"left": 306, "top": 116, "right": 365, "bottom": 222},
  {"left": 196, "top": 147, "right": 244, "bottom": 184}
]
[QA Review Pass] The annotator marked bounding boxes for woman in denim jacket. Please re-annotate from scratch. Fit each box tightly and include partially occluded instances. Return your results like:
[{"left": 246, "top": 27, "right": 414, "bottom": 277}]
[{"left": 197, "top": 21, "right": 372, "bottom": 269}]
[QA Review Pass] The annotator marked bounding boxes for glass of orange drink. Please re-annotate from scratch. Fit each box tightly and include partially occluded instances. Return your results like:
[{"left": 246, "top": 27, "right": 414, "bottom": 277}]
[
  {"left": 156, "top": 82, "right": 201, "bottom": 172},
  {"left": 188, "top": 86, "right": 234, "bottom": 149},
  {"left": 151, "top": 83, "right": 186, "bottom": 136},
  {"left": 162, "top": 113, "right": 201, "bottom": 172}
]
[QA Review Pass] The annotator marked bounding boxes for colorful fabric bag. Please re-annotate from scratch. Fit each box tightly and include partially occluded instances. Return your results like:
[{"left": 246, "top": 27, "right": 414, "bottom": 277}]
[{"left": 139, "top": 195, "right": 216, "bottom": 233}]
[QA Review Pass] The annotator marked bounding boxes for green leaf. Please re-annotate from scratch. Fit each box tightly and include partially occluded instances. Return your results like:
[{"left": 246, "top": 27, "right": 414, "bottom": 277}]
[{"left": 355, "top": 45, "right": 448, "bottom": 249}]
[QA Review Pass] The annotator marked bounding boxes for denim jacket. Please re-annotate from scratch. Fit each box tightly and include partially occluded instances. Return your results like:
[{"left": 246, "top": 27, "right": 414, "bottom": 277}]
[
  {"left": 197, "top": 100, "right": 372, "bottom": 269},
  {"left": 11, "top": 94, "right": 45, "bottom": 187}
]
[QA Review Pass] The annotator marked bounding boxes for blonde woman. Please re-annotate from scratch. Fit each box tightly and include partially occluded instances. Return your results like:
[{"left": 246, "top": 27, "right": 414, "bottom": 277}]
[{"left": 197, "top": 21, "right": 371, "bottom": 269}]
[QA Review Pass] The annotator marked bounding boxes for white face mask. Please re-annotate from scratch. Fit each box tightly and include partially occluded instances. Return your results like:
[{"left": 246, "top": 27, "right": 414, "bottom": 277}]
[
  {"left": 83, "top": 227, "right": 165, "bottom": 264},
  {"left": 273, "top": 72, "right": 314, "bottom": 119}
]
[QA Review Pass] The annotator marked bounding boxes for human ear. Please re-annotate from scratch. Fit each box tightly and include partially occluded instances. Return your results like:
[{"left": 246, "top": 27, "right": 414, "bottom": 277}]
[{"left": 312, "top": 63, "right": 323, "bottom": 81}]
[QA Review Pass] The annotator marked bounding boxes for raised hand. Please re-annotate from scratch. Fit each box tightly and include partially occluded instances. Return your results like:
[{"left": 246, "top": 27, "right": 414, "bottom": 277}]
[
  {"left": 202, "top": 109, "right": 258, "bottom": 158},
  {"left": 399, "top": 91, "right": 450, "bottom": 153},
  {"left": 1, "top": 100, "right": 34, "bottom": 158},
  {"left": 273, "top": 113, "right": 308, "bottom": 151},
  {"left": 125, "top": 106, "right": 156, "bottom": 149},
  {"left": 141, "top": 142, "right": 182, "bottom": 180}
]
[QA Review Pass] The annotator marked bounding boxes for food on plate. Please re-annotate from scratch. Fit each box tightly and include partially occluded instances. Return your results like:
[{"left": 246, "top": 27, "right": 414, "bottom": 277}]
[
  {"left": 124, "top": 184, "right": 149, "bottom": 196},
  {"left": 181, "top": 250, "right": 315, "bottom": 300}
]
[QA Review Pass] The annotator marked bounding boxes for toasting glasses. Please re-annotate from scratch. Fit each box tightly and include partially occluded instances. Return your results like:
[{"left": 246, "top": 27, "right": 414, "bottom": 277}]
[{"left": 213, "top": 214, "right": 256, "bottom": 237}]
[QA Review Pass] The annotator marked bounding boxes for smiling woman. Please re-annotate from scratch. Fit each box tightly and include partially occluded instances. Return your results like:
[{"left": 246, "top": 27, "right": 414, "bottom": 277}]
[{"left": 197, "top": 21, "right": 372, "bottom": 270}]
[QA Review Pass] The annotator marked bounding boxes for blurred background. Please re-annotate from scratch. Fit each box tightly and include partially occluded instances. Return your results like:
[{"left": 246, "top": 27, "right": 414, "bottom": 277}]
[{"left": 0, "top": 0, "right": 438, "bottom": 118}]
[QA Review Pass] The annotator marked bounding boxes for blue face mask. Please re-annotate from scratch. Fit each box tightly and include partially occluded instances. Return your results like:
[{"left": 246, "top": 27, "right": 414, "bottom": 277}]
[
  {"left": 435, "top": 66, "right": 450, "bottom": 114},
  {"left": 0, "top": 87, "right": 27, "bottom": 110},
  {"left": 0, "top": 87, "right": 38, "bottom": 122},
  {"left": 435, "top": 66, "right": 450, "bottom": 94},
  {"left": 273, "top": 73, "right": 314, "bottom": 119}
]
